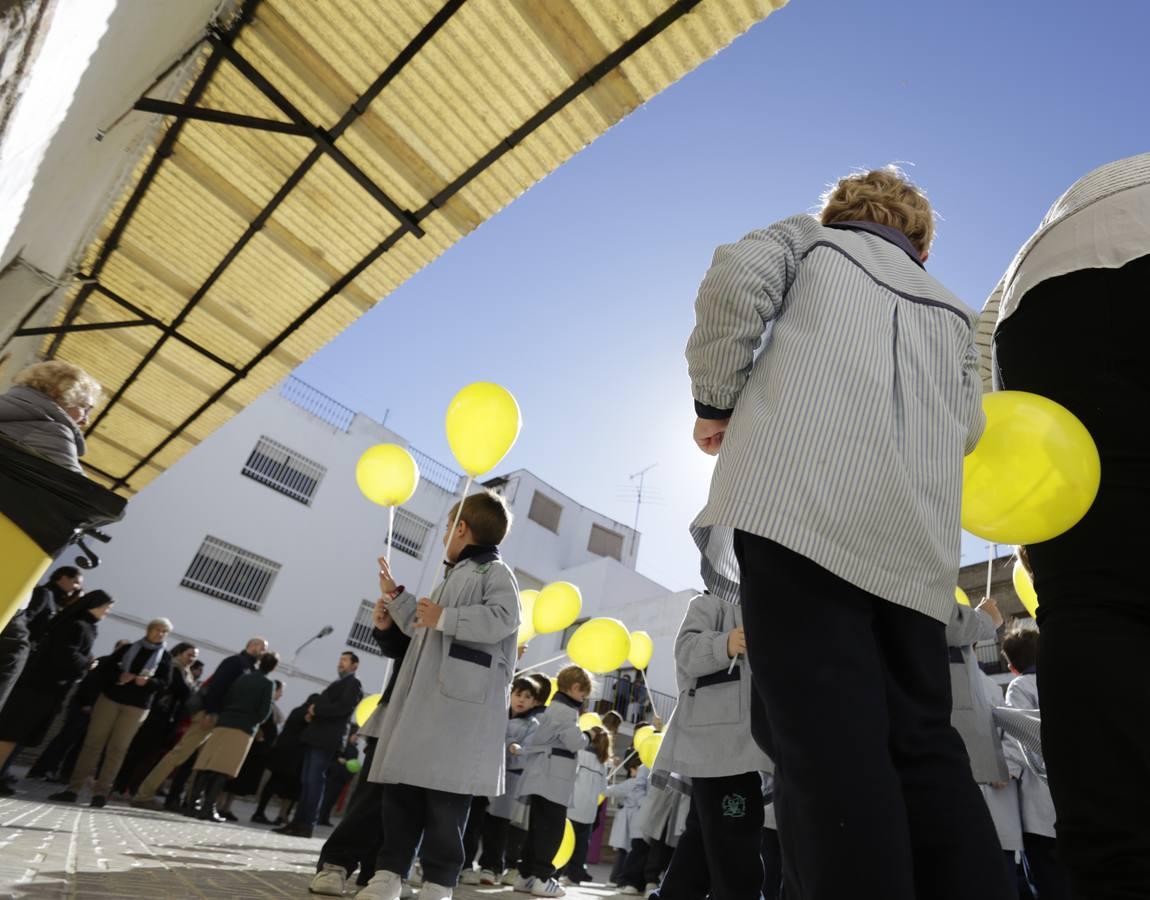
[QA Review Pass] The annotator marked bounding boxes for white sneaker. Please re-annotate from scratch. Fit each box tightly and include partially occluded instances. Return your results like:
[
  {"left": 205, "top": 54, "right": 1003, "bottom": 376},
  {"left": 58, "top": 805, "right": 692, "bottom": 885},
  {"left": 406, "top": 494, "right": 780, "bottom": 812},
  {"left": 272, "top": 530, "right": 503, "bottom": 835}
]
[
  {"left": 479, "top": 870, "right": 498, "bottom": 885},
  {"left": 513, "top": 875, "right": 537, "bottom": 893},
  {"left": 417, "top": 883, "right": 452, "bottom": 900},
  {"left": 459, "top": 869, "right": 480, "bottom": 885},
  {"left": 358, "top": 871, "right": 404, "bottom": 900},
  {"left": 558, "top": 876, "right": 572, "bottom": 886},
  {"left": 501, "top": 870, "right": 519, "bottom": 887},
  {"left": 400, "top": 885, "right": 416, "bottom": 900},
  {"left": 409, "top": 864, "right": 424, "bottom": 887},
  {"left": 309, "top": 864, "right": 348, "bottom": 896},
  {"left": 531, "top": 878, "right": 565, "bottom": 897},
  {"left": 621, "top": 887, "right": 641, "bottom": 896},
  {"left": 644, "top": 884, "right": 660, "bottom": 896}
]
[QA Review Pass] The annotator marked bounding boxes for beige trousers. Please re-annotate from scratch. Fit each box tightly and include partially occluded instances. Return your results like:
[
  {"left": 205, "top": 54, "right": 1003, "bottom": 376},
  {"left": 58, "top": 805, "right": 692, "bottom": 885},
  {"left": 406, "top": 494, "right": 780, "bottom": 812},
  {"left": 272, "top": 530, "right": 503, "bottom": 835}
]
[
  {"left": 69, "top": 695, "right": 149, "bottom": 796},
  {"left": 134, "top": 710, "right": 215, "bottom": 801}
]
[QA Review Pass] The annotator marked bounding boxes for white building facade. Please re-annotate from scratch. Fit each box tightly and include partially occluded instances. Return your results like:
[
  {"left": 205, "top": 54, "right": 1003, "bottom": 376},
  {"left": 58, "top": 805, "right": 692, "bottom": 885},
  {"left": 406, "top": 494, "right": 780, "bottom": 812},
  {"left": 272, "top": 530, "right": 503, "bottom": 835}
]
[{"left": 83, "top": 377, "right": 693, "bottom": 713}]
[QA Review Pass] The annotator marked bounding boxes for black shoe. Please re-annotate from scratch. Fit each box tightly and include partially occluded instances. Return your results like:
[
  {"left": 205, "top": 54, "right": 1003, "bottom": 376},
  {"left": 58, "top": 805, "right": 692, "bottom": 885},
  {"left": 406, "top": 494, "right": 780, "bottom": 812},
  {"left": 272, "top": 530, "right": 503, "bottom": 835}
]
[
  {"left": 90, "top": 795, "right": 107, "bottom": 808},
  {"left": 0, "top": 783, "right": 15, "bottom": 797},
  {"left": 219, "top": 810, "right": 238, "bottom": 822},
  {"left": 273, "top": 822, "right": 313, "bottom": 838},
  {"left": 196, "top": 805, "right": 226, "bottom": 823},
  {"left": 48, "top": 790, "right": 78, "bottom": 803},
  {"left": 250, "top": 811, "right": 272, "bottom": 824},
  {"left": 317, "top": 819, "right": 333, "bottom": 827}
]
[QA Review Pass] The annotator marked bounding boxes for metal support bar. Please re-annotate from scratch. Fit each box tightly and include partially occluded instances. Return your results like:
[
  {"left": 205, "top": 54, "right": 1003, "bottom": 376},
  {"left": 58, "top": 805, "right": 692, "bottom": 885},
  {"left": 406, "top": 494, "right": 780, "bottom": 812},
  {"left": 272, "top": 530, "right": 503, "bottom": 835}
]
[
  {"left": 15, "top": 319, "right": 152, "bottom": 337},
  {"left": 107, "top": 0, "right": 700, "bottom": 491},
  {"left": 46, "top": 0, "right": 264, "bottom": 359},
  {"left": 133, "top": 97, "right": 309, "bottom": 135},
  {"left": 208, "top": 35, "right": 426, "bottom": 239}
]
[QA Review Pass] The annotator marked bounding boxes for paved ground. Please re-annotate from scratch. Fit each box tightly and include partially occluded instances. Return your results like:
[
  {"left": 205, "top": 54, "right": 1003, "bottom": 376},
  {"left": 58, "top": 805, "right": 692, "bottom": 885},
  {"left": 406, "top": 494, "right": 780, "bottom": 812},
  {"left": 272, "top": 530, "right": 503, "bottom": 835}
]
[{"left": 0, "top": 776, "right": 618, "bottom": 899}]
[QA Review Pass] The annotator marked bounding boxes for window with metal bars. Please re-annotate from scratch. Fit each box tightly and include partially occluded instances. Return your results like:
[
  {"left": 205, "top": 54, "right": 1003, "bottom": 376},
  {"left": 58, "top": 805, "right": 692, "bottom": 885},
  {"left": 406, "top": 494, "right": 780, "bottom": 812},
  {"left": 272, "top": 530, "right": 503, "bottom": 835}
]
[
  {"left": 180, "top": 536, "right": 281, "bottom": 612},
  {"left": 241, "top": 436, "right": 327, "bottom": 505},
  {"left": 391, "top": 508, "right": 434, "bottom": 559},
  {"left": 347, "top": 600, "right": 383, "bottom": 656}
]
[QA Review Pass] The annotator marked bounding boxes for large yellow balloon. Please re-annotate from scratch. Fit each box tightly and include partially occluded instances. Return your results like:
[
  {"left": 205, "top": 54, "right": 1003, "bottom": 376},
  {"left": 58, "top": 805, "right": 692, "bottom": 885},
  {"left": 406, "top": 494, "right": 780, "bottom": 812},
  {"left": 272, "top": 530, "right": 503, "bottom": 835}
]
[
  {"left": 356, "top": 444, "right": 419, "bottom": 507},
  {"left": 633, "top": 725, "right": 654, "bottom": 751},
  {"left": 518, "top": 589, "right": 539, "bottom": 645},
  {"left": 628, "top": 631, "right": 654, "bottom": 670},
  {"left": 955, "top": 587, "right": 970, "bottom": 607},
  {"left": 552, "top": 819, "right": 576, "bottom": 868},
  {"left": 534, "top": 582, "right": 582, "bottom": 634},
  {"left": 445, "top": 382, "right": 522, "bottom": 477},
  {"left": 1013, "top": 560, "right": 1039, "bottom": 618},
  {"left": 566, "top": 618, "right": 630, "bottom": 673},
  {"left": 579, "top": 712, "right": 602, "bottom": 731},
  {"left": 962, "top": 391, "right": 1100, "bottom": 545},
  {"left": 355, "top": 693, "right": 382, "bottom": 727},
  {"left": 638, "top": 732, "right": 663, "bottom": 769}
]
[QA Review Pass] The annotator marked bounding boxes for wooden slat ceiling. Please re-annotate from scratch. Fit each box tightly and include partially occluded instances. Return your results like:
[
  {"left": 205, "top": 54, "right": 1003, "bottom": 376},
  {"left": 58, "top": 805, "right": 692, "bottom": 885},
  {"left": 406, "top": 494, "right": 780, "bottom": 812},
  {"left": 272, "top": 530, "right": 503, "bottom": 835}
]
[{"left": 43, "top": 0, "right": 787, "bottom": 494}]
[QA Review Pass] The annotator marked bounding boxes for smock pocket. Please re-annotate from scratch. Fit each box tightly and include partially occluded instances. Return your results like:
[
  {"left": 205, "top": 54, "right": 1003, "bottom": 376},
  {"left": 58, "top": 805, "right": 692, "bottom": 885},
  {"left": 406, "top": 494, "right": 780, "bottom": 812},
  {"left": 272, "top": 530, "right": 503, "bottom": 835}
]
[
  {"left": 687, "top": 666, "right": 742, "bottom": 726},
  {"left": 439, "top": 642, "right": 492, "bottom": 704}
]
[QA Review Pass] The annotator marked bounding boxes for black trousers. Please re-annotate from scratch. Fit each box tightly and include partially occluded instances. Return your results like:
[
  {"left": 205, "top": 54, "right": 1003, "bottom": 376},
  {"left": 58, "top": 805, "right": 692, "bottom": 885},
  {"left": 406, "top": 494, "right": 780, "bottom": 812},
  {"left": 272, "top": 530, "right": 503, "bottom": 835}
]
[
  {"left": 691, "top": 773, "right": 764, "bottom": 900},
  {"left": 319, "top": 738, "right": 382, "bottom": 884},
  {"left": 318, "top": 772, "right": 353, "bottom": 823},
  {"left": 653, "top": 801, "right": 710, "bottom": 900},
  {"left": 518, "top": 794, "right": 567, "bottom": 880},
  {"left": 29, "top": 705, "right": 91, "bottom": 778},
  {"left": 564, "top": 820, "right": 593, "bottom": 881},
  {"left": 1021, "top": 834, "right": 1073, "bottom": 900},
  {"left": 462, "top": 795, "right": 488, "bottom": 867},
  {"left": 995, "top": 256, "right": 1150, "bottom": 900},
  {"left": 478, "top": 813, "right": 513, "bottom": 873},
  {"left": 735, "top": 532, "right": 1011, "bottom": 900},
  {"left": 762, "top": 827, "right": 782, "bottom": 900},
  {"left": 0, "top": 614, "right": 30, "bottom": 713},
  {"left": 377, "top": 782, "right": 472, "bottom": 887}
]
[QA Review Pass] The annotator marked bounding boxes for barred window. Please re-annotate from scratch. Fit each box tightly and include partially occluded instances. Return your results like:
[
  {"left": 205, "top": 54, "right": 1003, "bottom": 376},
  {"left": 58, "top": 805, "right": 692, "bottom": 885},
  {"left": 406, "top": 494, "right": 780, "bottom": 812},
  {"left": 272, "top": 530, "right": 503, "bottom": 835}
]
[
  {"left": 588, "top": 524, "right": 625, "bottom": 561},
  {"left": 241, "top": 436, "right": 326, "bottom": 505},
  {"left": 180, "top": 536, "right": 281, "bottom": 611},
  {"left": 528, "top": 491, "right": 563, "bottom": 533},
  {"left": 392, "top": 508, "right": 434, "bottom": 559},
  {"left": 347, "top": 600, "right": 383, "bottom": 656}
]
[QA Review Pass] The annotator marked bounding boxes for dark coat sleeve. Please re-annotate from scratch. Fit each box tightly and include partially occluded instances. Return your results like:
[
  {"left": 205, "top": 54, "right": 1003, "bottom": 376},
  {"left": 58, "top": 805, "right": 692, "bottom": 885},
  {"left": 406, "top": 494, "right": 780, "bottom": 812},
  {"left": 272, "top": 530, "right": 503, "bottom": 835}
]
[
  {"left": 201, "top": 654, "right": 247, "bottom": 713},
  {"left": 373, "top": 625, "right": 411, "bottom": 659}
]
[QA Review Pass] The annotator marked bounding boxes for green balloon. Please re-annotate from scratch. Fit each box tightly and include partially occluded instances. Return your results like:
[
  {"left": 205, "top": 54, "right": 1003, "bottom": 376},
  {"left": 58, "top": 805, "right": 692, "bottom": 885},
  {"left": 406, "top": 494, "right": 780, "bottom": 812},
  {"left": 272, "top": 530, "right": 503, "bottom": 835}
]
[{"left": 346, "top": 759, "right": 362, "bottom": 774}]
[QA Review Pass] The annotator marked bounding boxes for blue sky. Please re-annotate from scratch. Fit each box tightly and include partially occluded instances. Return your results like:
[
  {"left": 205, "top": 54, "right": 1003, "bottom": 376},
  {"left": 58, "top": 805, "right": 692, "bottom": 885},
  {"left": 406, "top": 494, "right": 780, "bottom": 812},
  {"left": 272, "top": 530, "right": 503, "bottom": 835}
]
[{"left": 298, "top": 0, "right": 1150, "bottom": 592}]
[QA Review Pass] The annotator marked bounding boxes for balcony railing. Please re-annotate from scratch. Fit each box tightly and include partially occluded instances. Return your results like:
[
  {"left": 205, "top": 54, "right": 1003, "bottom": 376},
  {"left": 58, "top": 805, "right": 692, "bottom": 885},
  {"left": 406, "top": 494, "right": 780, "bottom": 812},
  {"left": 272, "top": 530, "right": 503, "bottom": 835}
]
[{"left": 281, "top": 376, "right": 356, "bottom": 432}]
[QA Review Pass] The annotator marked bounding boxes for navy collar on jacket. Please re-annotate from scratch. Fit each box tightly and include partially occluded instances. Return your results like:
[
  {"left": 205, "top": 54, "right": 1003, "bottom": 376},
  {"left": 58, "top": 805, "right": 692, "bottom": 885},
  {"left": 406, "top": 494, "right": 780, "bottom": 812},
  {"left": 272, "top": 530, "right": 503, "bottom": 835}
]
[
  {"left": 1023, "top": 665, "right": 1037, "bottom": 676},
  {"left": 449, "top": 544, "right": 500, "bottom": 567},
  {"left": 826, "top": 220, "right": 925, "bottom": 268},
  {"left": 552, "top": 691, "right": 582, "bottom": 710}
]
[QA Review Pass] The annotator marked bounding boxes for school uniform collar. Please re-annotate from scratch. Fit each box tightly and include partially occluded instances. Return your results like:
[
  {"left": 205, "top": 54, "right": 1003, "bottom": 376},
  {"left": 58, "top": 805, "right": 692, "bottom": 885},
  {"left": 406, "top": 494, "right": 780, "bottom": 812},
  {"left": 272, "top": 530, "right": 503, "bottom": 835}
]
[
  {"left": 826, "top": 220, "right": 925, "bottom": 268},
  {"left": 552, "top": 691, "right": 582, "bottom": 710},
  {"left": 1023, "top": 665, "right": 1037, "bottom": 676},
  {"left": 448, "top": 545, "right": 501, "bottom": 567}
]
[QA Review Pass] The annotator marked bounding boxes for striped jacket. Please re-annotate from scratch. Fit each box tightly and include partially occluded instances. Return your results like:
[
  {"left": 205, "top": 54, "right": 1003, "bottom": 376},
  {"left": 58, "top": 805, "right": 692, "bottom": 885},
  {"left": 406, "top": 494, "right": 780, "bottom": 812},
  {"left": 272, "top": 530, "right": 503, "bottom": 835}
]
[{"left": 687, "top": 215, "right": 984, "bottom": 624}]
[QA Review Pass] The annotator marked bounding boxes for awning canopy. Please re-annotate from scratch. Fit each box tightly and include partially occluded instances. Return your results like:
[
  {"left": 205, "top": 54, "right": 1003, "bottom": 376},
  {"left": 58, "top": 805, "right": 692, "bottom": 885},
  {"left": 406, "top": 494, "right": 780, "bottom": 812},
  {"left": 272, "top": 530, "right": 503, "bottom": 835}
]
[{"left": 31, "top": 0, "right": 785, "bottom": 494}]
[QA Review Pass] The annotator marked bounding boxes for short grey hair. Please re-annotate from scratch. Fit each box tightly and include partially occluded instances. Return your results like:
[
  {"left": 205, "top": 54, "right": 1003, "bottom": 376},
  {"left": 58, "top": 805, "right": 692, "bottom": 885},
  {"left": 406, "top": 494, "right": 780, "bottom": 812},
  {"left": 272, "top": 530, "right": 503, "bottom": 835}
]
[
  {"left": 14, "top": 361, "right": 102, "bottom": 410},
  {"left": 147, "top": 617, "right": 173, "bottom": 632}
]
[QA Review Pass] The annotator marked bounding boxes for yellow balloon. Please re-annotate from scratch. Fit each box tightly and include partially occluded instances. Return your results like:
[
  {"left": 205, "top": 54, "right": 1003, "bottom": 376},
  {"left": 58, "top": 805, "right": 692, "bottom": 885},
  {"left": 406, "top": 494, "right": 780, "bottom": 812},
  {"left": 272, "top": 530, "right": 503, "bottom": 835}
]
[
  {"left": 552, "top": 819, "right": 576, "bottom": 868},
  {"left": 518, "top": 590, "right": 539, "bottom": 645},
  {"left": 566, "top": 618, "right": 631, "bottom": 673},
  {"left": 1013, "top": 560, "right": 1039, "bottom": 618},
  {"left": 633, "top": 725, "right": 654, "bottom": 751},
  {"left": 579, "top": 712, "right": 602, "bottom": 731},
  {"left": 962, "top": 391, "right": 1101, "bottom": 545},
  {"left": 355, "top": 693, "right": 382, "bottom": 727},
  {"left": 355, "top": 444, "right": 419, "bottom": 507},
  {"left": 534, "top": 582, "right": 582, "bottom": 634},
  {"left": 628, "top": 631, "right": 654, "bottom": 670},
  {"left": 638, "top": 732, "right": 663, "bottom": 769},
  {"left": 955, "top": 587, "right": 970, "bottom": 607},
  {"left": 597, "top": 793, "right": 606, "bottom": 806},
  {"left": 445, "top": 382, "right": 522, "bottom": 477}
]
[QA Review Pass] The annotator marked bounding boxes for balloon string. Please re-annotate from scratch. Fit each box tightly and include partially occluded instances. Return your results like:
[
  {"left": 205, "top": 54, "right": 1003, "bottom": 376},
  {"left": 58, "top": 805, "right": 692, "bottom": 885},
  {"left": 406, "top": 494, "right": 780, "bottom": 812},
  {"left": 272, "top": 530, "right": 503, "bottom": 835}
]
[
  {"left": 428, "top": 475, "right": 473, "bottom": 599},
  {"left": 514, "top": 651, "right": 570, "bottom": 675},
  {"left": 386, "top": 505, "right": 395, "bottom": 568},
  {"left": 986, "top": 543, "right": 995, "bottom": 599}
]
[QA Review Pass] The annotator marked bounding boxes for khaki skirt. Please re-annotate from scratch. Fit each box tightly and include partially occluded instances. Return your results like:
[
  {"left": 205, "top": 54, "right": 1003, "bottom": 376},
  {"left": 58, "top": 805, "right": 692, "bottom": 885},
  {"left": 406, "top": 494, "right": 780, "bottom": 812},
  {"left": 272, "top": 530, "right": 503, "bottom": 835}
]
[{"left": 194, "top": 726, "right": 255, "bottom": 778}]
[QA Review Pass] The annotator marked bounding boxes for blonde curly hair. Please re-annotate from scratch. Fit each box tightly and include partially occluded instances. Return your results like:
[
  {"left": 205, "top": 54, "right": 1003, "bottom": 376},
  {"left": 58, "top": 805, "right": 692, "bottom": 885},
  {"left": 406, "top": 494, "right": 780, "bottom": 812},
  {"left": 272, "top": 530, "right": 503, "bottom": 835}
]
[
  {"left": 820, "top": 167, "right": 935, "bottom": 257},
  {"left": 14, "top": 361, "right": 103, "bottom": 411}
]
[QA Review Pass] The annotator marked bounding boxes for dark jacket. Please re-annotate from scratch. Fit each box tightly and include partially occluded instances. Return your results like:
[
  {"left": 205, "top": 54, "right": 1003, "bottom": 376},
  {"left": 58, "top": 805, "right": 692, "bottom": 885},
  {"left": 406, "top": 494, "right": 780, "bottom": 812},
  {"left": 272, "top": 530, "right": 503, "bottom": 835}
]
[
  {"left": 300, "top": 672, "right": 363, "bottom": 753},
  {"left": 0, "top": 385, "right": 85, "bottom": 472},
  {"left": 73, "top": 651, "right": 118, "bottom": 709},
  {"left": 199, "top": 651, "right": 260, "bottom": 715},
  {"left": 267, "top": 698, "right": 315, "bottom": 776},
  {"left": 375, "top": 625, "right": 411, "bottom": 704},
  {"left": 20, "top": 611, "right": 96, "bottom": 689},
  {"left": 102, "top": 642, "right": 173, "bottom": 710},
  {"left": 216, "top": 671, "right": 276, "bottom": 735},
  {"left": 25, "top": 583, "right": 74, "bottom": 644}
]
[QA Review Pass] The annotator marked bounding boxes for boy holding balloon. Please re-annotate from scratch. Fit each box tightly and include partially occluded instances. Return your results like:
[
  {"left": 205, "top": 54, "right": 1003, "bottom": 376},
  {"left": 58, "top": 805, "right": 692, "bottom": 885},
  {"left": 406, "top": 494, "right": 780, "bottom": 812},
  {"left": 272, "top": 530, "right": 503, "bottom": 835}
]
[
  {"left": 511, "top": 664, "right": 593, "bottom": 898},
  {"left": 686, "top": 167, "right": 1009, "bottom": 899},
  {"left": 357, "top": 491, "right": 520, "bottom": 900}
]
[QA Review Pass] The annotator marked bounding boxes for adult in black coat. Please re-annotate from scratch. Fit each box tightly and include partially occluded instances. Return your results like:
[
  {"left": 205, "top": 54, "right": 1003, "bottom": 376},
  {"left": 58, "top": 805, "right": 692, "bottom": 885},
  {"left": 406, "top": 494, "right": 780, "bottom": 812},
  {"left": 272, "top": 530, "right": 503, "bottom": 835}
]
[
  {"left": 27, "top": 640, "right": 131, "bottom": 782},
  {"left": 0, "top": 592, "right": 116, "bottom": 775},
  {"left": 274, "top": 652, "right": 362, "bottom": 837},
  {"left": 252, "top": 693, "right": 320, "bottom": 824}
]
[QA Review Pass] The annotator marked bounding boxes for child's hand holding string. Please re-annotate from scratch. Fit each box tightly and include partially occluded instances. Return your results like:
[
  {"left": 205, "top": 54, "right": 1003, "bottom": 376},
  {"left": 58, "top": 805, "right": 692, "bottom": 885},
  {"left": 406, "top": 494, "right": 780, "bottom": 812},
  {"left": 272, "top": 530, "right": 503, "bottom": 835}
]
[
  {"left": 415, "top": 598, "right": 444, "bottom": 629},
  {"left": 726, "top": 625, "right": 746, "bottom": 673}
]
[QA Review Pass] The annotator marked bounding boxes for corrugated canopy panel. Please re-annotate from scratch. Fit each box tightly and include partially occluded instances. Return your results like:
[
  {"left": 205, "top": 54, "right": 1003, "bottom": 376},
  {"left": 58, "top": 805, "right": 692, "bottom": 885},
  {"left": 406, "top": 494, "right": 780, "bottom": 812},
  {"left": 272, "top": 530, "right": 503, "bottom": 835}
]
[{"left": 44, "top": 0, "right": 787, "bottom": 494}]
